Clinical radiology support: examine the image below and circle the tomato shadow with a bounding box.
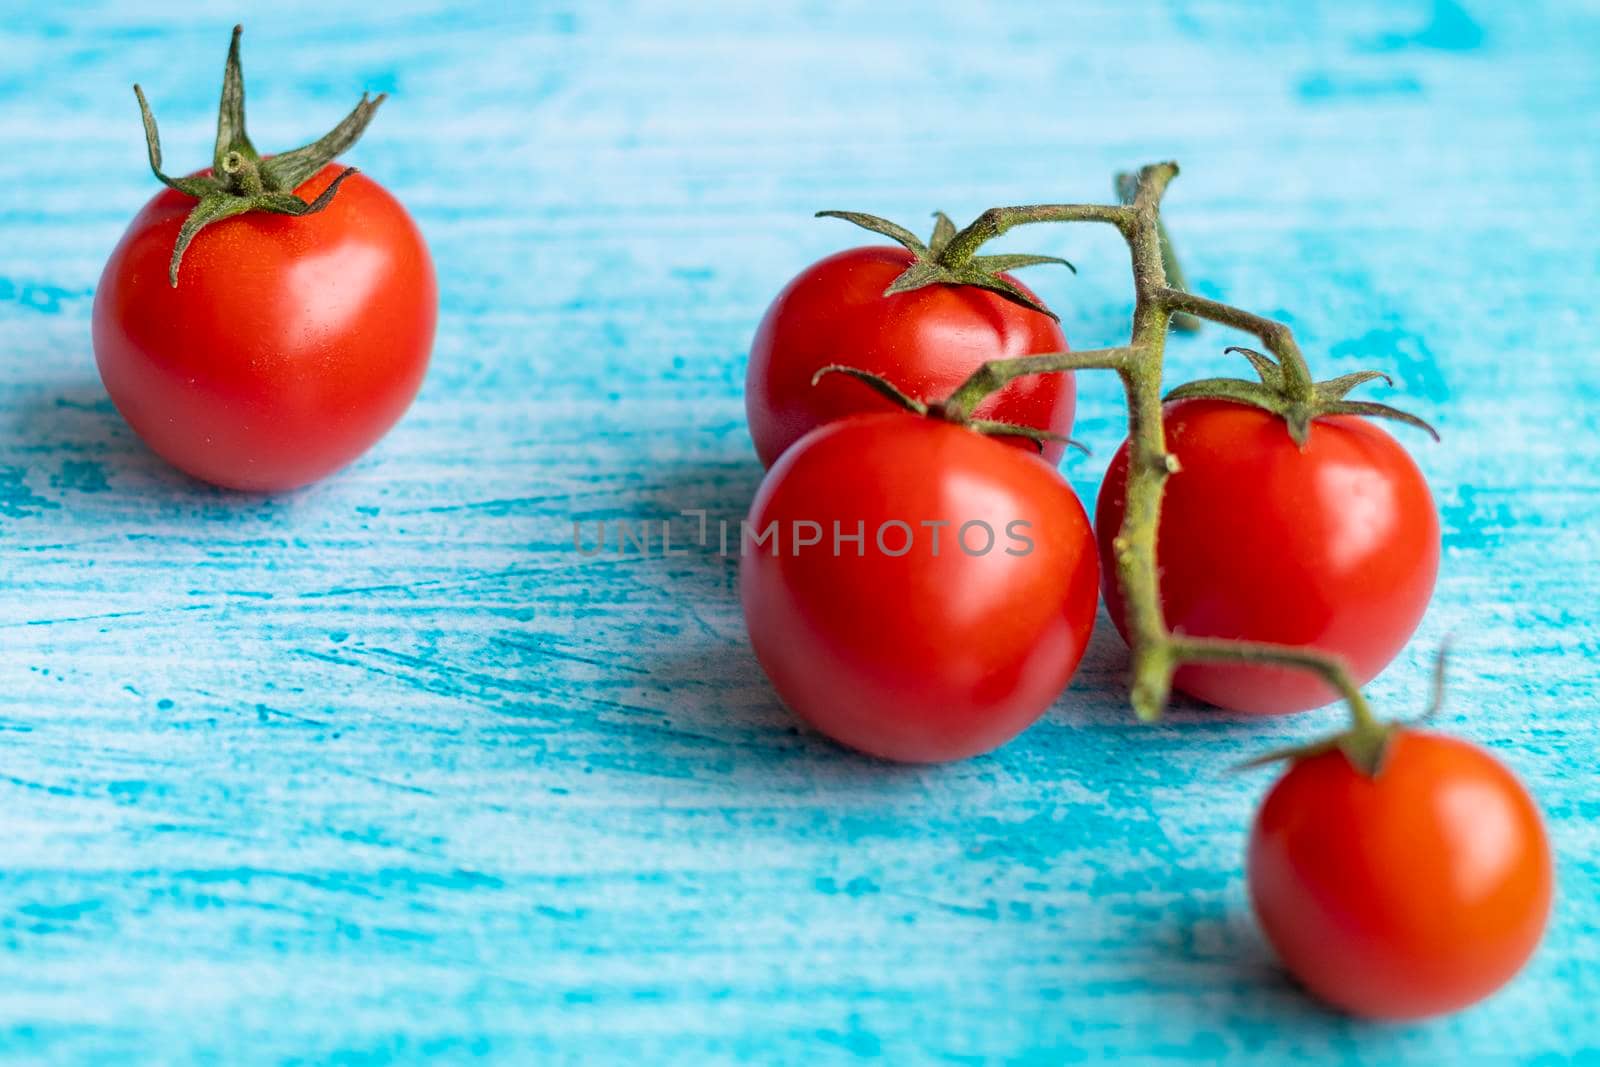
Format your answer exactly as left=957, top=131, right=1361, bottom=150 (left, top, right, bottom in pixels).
left=1, top=378, right=260, bottom=502
left=1129, top=894, right=1302, bottom=1010
left=1125, top=894, right=1399, bottom=1041
left=593, top=447, right=957, bottom=785
left=627, top=637, right=1033, bottom=800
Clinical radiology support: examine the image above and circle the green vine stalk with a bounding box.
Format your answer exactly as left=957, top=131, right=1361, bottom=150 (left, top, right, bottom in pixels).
left=934, top=161, right=1398, bottom=738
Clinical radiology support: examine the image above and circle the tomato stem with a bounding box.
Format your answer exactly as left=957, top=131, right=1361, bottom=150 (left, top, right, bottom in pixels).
left=937, top=162, right=1401, bottom=734
left=936, top=203, right=1132, bottom=269
left=1167, top=637, right=1381, bottom=731
left=939, top=348, right=1136, bottom=422
left=1158, top=289, right=1316, bottom=400
left=1116, top=172, right=1200, bottom=333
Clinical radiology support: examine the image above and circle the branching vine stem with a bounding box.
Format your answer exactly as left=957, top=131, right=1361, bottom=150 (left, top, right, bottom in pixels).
left=938, top=162, right=1376, bottom=726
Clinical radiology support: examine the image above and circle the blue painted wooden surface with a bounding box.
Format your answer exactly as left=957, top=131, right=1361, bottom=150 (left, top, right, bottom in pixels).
left=1, top=1, right=1595, bottom=1062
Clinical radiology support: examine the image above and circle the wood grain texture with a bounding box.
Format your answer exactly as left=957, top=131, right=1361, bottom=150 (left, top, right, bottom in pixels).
left=1, top=1, right=1596, bottom=1062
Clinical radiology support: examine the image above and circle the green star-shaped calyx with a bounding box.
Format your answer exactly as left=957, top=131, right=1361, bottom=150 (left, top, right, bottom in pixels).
left=1165, top=345, right=1440, bottom=447
left=132, top=25, right=387, bottom=286
left=813, top=209, right=1075, bottom=319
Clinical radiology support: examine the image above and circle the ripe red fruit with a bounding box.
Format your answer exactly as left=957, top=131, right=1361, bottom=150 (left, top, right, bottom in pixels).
left=741, top=413, right=1099, bottom=763
left=1096, top=397, right=1439, bottom=714
left=92, top=26, right=435, bottom=492
left=1249, top=730, right=1552, bottom=1019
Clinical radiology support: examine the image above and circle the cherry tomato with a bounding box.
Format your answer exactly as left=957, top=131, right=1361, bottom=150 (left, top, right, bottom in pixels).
left=746, top=246, right=1074, bottom=468
left=93, top=163, right=436, bottom=492
left=1095, top=397, right=1439, bottom=714
left=1249, top=730, right=1552, bottom=1019
left=740, top=413, right=1099, bottom=763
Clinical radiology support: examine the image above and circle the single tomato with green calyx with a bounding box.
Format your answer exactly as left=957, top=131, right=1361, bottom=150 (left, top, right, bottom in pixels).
left=746, top=209, right=1077, bottom=468
left=1249, top=719, right=1552, bottom=1020
left=93, top=26, right=436, bottom=493
left=740, top=408, right=1099, bottom=764
left=1096, top=347, right=1441, bottom=715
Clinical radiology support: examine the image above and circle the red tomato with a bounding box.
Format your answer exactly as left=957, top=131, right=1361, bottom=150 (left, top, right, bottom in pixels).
left=93, top=163, right=436, bottom=492
left=1249, top=730, right=1552, bottom=1019
left=740, top=413, right=1099, bottom=763
left=746, top=246, right=1074, bottom=468
left=1095, top=397, right=1439, bottom=714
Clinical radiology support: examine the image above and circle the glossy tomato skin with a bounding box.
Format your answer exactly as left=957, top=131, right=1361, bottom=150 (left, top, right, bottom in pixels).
left=746, top=246, right=1075, bottom=468
left=1249, top=731, right=1552, bottom=1019
left=740, top=413, right=1099, bottom=763
left=1096, top=398, right=1439, bottom=714
left=93, top=163, right=436, bottom=492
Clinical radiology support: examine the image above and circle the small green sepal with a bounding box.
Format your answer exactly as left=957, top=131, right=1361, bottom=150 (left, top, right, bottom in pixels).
left=810, top=364, right=928, bottom=415
left=811, top=364, right=1086, bottom=455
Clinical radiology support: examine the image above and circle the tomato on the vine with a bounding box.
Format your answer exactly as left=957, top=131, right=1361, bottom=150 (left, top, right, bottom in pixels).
left=740, top=413, right=1099, bottom=763
left=1249, top=730, right=1552, bottom=1019
left=92, top=27, right=435, bottom=493
left=1096, top=397, right=1439, bottom=714
left=746, top=212, right=1076, bottom=468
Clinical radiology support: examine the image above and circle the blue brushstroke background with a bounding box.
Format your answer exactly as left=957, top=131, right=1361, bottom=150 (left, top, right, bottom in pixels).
left=0, top=1, right=1596, bottom=1063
